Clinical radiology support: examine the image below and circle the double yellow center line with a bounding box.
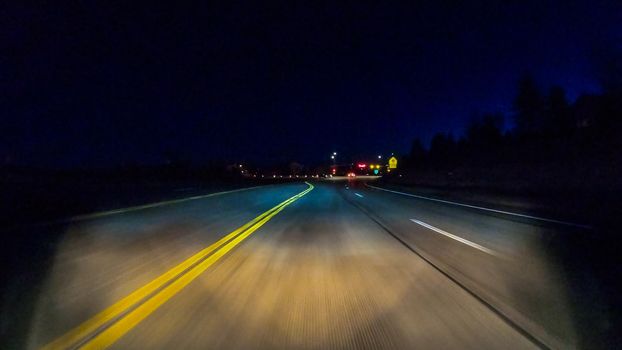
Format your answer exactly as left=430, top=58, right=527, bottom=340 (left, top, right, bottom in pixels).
left=43, top=182, right=314, bottom=350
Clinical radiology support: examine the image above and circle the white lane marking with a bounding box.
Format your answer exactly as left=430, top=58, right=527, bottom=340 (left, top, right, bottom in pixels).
left=367, top=184, right=591, bottom=229
left=7, top=185, right=269, bottom=232
left=355, top=193, right=364, bottom=198
left=411, top=219, right=497, bottom=256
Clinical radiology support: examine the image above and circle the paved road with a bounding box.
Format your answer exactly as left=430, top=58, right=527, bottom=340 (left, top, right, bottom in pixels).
left=11, top=180, right=585, bottom=349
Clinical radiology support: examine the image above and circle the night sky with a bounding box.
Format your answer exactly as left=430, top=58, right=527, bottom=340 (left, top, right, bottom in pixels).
left=2, top=1, right=620, bottom=167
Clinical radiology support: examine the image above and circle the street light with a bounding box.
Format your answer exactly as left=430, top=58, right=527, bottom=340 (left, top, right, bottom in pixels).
left=330, top=152, right=337, bottom=174
left=378, top=155, right=382, bottom=159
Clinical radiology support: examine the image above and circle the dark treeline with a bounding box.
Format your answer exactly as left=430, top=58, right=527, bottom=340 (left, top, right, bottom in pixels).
left=403, top=62, right=622, bottom=349
left=404, top=71, right=622, bottom=194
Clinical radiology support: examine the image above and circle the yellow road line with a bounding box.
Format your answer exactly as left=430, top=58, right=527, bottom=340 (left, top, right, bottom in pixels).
left=42, top=182, right=313, bottom=350
left=82, top=186, right=311, bottom=349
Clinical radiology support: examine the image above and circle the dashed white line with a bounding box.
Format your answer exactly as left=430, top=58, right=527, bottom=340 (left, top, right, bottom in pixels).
left=354, top=193, right=364, bottom=198
left=367, top=184, right=591, bottom=229
left=410, top=219, right=497, bottom=256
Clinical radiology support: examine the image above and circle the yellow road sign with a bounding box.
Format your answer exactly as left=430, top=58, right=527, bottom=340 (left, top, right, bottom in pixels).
left=389, top=156, right=397, bottom=169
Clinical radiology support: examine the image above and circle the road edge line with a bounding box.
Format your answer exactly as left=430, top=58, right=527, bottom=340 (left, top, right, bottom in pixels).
left=6, top=185, right=271, bottom=233
left=365, top=183, right=592, bottom=229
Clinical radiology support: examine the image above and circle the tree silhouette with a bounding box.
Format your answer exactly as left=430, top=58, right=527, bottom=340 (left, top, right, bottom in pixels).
left=466, top=113, right=504, bottom=148
left=513, top=74, right=544, bottom=135
left=429, top=132, right=457, bottom=166
left=408, top=138, right=426, bottom=165
left=399, top=67, right=622, bottom=196
left=545, top=86, right=572, bottom=135
left=593, top=43, right=622, bottom=95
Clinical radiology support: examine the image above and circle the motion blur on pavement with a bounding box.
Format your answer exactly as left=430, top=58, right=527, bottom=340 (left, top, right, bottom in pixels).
left=2, top=1, right=621, bottom=349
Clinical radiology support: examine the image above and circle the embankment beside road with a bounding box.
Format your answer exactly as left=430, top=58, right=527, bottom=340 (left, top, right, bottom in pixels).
left=1, top=166, right=266, bottom=228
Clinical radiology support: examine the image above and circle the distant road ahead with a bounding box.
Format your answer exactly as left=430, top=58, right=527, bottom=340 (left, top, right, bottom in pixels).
left=16, top=180, right=583, bottom=349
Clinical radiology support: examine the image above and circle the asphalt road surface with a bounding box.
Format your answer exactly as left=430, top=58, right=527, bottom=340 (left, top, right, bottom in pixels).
left=10, top=180, right=588, bottom=349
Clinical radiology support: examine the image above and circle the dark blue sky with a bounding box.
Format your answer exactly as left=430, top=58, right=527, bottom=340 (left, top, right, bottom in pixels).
left=2, top=1, right=620, bottom=167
